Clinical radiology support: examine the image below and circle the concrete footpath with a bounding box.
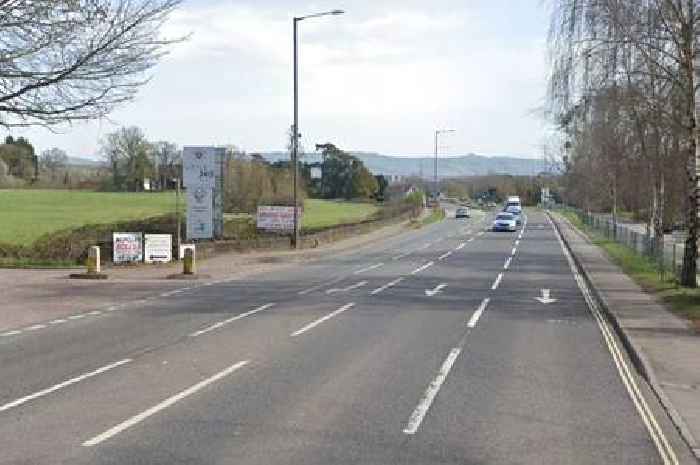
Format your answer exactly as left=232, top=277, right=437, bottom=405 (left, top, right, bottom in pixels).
left=551, top=212, right=700, bottom=460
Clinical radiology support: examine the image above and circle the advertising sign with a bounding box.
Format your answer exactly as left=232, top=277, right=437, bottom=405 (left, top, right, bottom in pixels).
left=144, top=234, right=172, bottom=263
left=310, top=166, right=322, bottom=179
left=113, top=232, right=143, bottom=264
left=183, top=146, right=218, bottom=189
left=187, top=187, right=213, bottom=239
left=256, top=206, right=302, bottom=232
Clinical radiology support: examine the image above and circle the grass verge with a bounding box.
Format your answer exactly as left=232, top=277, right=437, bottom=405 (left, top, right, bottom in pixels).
left=560, top=210, right=700, bottom=330
left=302, top=199, right=380, bottom=231
left=0, top=258, right=80, bottom=269
left=421, top=208, right=446, bottom=226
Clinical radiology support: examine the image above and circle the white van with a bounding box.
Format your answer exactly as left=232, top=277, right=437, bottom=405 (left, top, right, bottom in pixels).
left=505, top=196, right=521, bottom=210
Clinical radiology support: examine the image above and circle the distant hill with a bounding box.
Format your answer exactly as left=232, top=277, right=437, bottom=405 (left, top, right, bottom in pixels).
left=260, top=151, right=544, bottom=177
left=66, top=156, right=104, bottom=167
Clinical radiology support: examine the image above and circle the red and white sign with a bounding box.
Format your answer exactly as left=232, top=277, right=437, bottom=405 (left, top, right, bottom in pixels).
left=256, top=206, right=302, bottom=232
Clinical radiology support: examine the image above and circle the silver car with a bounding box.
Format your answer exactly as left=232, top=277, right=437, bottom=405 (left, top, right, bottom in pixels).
left=493, top=212, right=517, bottom=232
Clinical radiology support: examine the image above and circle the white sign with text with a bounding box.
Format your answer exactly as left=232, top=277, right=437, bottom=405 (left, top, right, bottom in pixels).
left=144, top=234, right=172, bottom=263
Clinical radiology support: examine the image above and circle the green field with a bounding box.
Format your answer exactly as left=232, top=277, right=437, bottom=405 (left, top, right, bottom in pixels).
left=0, top=190, right=180, bottom=245
left=0, top=190, right=380, bottom=246
left=302, top=199, right=379, bottom=230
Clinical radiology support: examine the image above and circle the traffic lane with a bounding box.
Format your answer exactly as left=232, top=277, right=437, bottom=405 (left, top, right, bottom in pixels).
left=13, top=293, right=474, bottom=464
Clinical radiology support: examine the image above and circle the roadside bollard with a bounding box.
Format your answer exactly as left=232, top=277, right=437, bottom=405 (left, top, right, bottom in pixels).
left=87, top=246, right=101, bottom=274
left=183, top=247, right=195, bottom=275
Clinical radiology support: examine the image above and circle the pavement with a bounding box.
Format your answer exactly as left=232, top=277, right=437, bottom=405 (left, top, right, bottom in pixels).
left=0, top=209, right=697, bottom=464
left=551, top=211, right=700, bottom=460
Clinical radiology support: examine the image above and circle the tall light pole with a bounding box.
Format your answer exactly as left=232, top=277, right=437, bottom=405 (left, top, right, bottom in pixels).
left=434, top=129, right=455, bottom=200
left=292, top=9, right=344, bottom=248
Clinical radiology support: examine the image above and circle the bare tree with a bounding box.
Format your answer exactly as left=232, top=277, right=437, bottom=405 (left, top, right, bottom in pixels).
left=39, top=147, right=68, bottom=180
left=101, top=126, right=153, bottom=191
left=152, top=140, right=180, bottom=189
left=0, top=0, right=184, bottom=128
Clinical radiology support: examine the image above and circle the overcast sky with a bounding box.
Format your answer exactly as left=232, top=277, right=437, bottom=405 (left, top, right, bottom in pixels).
left=13, top=0, right=550, bottom=159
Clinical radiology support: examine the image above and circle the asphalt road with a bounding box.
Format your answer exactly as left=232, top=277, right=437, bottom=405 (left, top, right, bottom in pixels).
left=0, top=209, right=693, bottom=464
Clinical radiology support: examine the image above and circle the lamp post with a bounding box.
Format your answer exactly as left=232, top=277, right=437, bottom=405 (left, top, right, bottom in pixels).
left=292, top=9, right=344, bottom=248
left=433, top=129, right=455, bottom=200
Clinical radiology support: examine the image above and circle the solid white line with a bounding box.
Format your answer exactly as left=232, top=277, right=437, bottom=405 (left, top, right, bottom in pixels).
left=491, top=273, right=503, bottom=290
left=297, top=276, right=345, bottom=296
left=370, top=277, right=404, bottom=295
left=549, top=215, right=677, bottom=465
left=411, top=261, right=435, bottom=275
left=25, top=324, right=47, bottom=331
left=467, top=298, right=490, bottom=328
left=504, top=257, right=512, bottom=270
left=0, top=359, right=131, bottom=414
left=82, top=360, right=248, bottom=447
left=353, top=263, right=384, bottom=274
left=438, top=251, right=453, bottom=260
left=1, top=330, right=21, bottom=337
left=291, top=303, right=355, bottom=337
left=190, top=303, right=276, bottom=337
left=403, top=347, right=462, bottom=435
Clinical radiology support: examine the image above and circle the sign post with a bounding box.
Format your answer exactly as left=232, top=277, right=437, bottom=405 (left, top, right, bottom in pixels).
left=182, top=146, right=225, bottom=240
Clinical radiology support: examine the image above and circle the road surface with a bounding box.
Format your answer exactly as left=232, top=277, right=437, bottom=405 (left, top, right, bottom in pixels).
left=0, top=210, right=690, bottom=464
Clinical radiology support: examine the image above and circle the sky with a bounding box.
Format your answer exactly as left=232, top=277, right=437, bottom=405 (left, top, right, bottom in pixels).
left=12, top=0, right=551, bottom=160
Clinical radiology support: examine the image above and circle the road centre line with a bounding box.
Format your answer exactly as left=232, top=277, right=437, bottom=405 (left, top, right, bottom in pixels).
left=467, top=298, right=490, bottom=328
left=190, top=303, right=276, bottom=337
left=0, top=330, right=21, bottom=337
left=504, top=257, right=512, bottom=270
left=511, top=247, right=517, bottom=256
left=549, top=214, right=678, bottom=465
left=326, top=281, right=368, bottom=294
left=491, top=273, right=503, bottom=290
left=403, top=347, right=462, bottom=435
left=392, top=251, right=411, bottom=260
left=370, top=278, right=404, bottom=295
left=455, top=243, right=466, bottom=250
left=82, top=360, right=249, bottom=447
left=297, top=276, right=345, bottom=295
left=353, top=263, right=384, bottom=275
left=411, top=261, right=434, bottom=275
left=438, top=251, right=453, bottom=260
left=291, top=303, right=355, bottom=337
left=0, top=359, right=132, bottom=414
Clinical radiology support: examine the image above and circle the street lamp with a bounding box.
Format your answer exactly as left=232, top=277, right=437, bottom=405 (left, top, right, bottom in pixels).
left=434, top=129, right=455, bottom=200
left=292, top=9, right=344, bottom=248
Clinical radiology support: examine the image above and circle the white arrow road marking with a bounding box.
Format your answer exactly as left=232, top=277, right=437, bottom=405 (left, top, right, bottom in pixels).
left=370, top=277, right=404, bottom=295
left=411, top=261, right=435, bottom=275
left=425, top=284, right=447, bottom=297
left=326, top=281, right=368, bottom=294
left=504, top=257, right=512, bottom=270
left=535, top=289, right=557, bottom=304
left=438, top=251, right=453, bottom=260
left=83, top=360, right=248, bottom=447
left=455, top=243, right=466, bottom=250
left=353, top=263, right=384, bottom=275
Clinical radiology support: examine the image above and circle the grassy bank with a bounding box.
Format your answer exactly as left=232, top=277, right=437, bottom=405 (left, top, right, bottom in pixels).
left=302, top=199, right=379, bottom=231
left=560, top=210, right=700, bottom=329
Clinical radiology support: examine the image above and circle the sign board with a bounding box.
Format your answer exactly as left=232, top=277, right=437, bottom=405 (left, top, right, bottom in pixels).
left=310, top=166, right=322, bottom=179
left=144, top=234, right=172, bottom=263
left=187, top=187, right=213, bottom=239
left=113, top=232, right=143, bottom=264
left=256, top=206, right=302, bottom=232
left=183, top=146, right=218, bottom=189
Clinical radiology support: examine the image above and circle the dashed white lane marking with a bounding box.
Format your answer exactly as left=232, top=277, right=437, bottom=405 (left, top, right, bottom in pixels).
left=0, top=330, right=21, bottom=337
left=438, top=251, right=453, bottom=261
left=87, top=310, right=102, bottom=316
left=68, top=314, right=86, bottom=320
left=455, top=243, right=466, bottom=250
left=26, top=324, right=47, bottom=331
left=326, top=281, right=368, bottom=295
left=297, top=276, right=345, bottom=296
left=467, top=298, right=490, bottom=328
left=411, top=261, right=435, bottom=275
left=511, top=247, right=517, bottom=256
left=515, top=240, right=520, bottom=246
left=370, top=278, right=404, bottom=295
left=49, top=319, right=68, bottom=325
left=491, top=273, right=503, bottom=290
left=392, top=252, right=411, bottom=260
left=353, top=263, right=384, bottom=275
left=403, top=347, right=462, bottom=435
left=291, top=303, right=355, bottom=337
left=190, top=303, right=276, bottom=337
left=0, top=359, right=132, bottom=414
left=504, top=257, right=512, bottom=270
left=82, top=360, right=249, bottom=447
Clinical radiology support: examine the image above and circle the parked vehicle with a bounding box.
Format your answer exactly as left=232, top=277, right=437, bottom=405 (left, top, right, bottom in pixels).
left=493, top=212, right=517, bottom=232
left=455, top=207, right=471, bottom=219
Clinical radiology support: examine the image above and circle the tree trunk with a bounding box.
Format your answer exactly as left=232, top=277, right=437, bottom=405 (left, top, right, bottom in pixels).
left=681, top=32, right=698, bottom=287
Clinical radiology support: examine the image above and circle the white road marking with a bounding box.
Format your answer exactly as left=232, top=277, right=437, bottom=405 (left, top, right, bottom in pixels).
left=82, top=360, right=249, bottom=447
left=477, top=232, right=485, bottom=236
left=1, top=359, right=131, bottom=414
left=353, top=263, right=384, bottom=275
left=549, top=214, right=678, bottom=465
left=419, top=242, right=432, bottom=250
left=511, top=247, right=517, bottom=256
left=190, top=303, right=276, bottom=337
left=515, top=240, right=520, bottom=246
left=297, top=276, right=345, bottom=295
left=438, top=251, right=453, bottom=260
left=411, top=261, right=434, bottom=275
left=49, top=319, right=67, bottom=325
left=403, top=347, right=462, bottom=435
left=425, top=284, right=448, bottom=297
left=455, top=243, right=466, bottom=250
left=291, top=303, right=355, bottom=337
left=504, top=257, right=512, bottom=270
left=392, top=252, right=411, bottom=260
left=106, top=306, right=120, bottom=312
left=325, top=281, right=368, bottom=295
left=87, top=310, right=102, bottom=316
left=68, top=314, right=86, bottom=320
left=1, top=330, right=21, bottom=337
left=467, top=238, right=475, bottom=242
left=370, top=277, right=404, bottom=295
left=25, top=324, right=47, bottom=331
left=491, top=273, right=503, bottom=290
left=467, top=298, right=490, bottom=328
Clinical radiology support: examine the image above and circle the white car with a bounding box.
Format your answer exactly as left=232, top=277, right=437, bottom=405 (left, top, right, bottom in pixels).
left=493, top=212, right=517, bottom=232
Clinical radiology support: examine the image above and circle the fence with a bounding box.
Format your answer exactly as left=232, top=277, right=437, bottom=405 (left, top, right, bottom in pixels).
left=569, top=208, right=690, bottom=280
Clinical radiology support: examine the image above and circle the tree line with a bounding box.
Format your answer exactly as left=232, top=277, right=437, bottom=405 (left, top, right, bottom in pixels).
left=547, top=0, right=699, bottom=286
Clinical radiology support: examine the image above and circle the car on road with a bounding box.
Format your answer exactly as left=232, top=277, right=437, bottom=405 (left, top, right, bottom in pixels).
left=493, top=212, right=517, bottom=232
left=505, top=205, right=523, bottom=225
left=455, top=207, right=471, bottom=219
